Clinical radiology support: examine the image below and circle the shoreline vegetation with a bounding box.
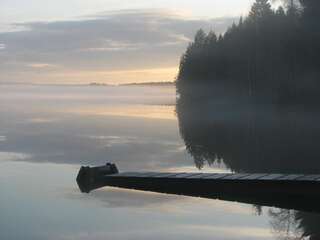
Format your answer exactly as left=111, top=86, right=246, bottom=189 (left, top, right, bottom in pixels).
left=176, top=0, right=320, bottom=106
left=175, top=2, right=320, bottom=237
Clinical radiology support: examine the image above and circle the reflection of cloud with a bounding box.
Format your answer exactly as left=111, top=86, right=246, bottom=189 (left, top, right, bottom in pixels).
left=183, top=225, right=273, bottom=239
left=65, top=186, right=264, bottom=240
left=58, top=225, right=272, bottom=240
left=0, top=136, right=7, bottom=142
left=68, top=187, right=183, bottom=209
left=0, top=85, right=189, bottom=170
left=67, top=187, right=253, bottom=215
left=73, top=104, right=176, bottom=120
left=0, top=43, right=5, bottom=50
left=87, top=135, right=138, bottom=147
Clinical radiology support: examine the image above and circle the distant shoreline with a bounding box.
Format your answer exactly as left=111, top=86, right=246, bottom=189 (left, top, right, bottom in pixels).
left=0, top=81, right=175, bottom=87
left=89, top=81, right=174, bottom=87
left=118, top=81, right=174, bottom=87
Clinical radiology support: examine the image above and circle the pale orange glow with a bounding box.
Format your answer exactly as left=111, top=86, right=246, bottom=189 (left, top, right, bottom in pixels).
left=15, top=67, right=179, bottom=85
left=68, top=104, right=176, bottom=120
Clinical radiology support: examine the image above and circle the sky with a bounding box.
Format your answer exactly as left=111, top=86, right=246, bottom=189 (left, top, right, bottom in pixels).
left=0, top=0, right=257, bottom=84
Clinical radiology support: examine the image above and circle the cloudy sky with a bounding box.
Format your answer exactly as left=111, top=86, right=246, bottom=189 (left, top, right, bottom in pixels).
left=0, top=0, right=256, bottom=84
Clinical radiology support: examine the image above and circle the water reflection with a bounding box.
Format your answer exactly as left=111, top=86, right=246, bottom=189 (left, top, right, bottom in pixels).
left=2, top=84, right=319, bottom=239
left=0, top=161, right=272, bottom=240
left=0, top=84, right=190, bottom=170
left=177, top=95, right=320, bottom=173
left=176, top=87, right=320, bottom=239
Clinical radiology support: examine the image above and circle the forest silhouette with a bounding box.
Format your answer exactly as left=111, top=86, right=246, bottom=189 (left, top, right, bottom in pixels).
left=176, top=0, right=320, bottom=239
left=177, top=0, right=320, bottom=106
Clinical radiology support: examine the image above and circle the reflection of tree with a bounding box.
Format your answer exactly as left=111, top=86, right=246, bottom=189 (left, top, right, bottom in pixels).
left=268, top=209, right=303, bottom=240
left=177, top=93, right=320, bottom=173
left=268, top=209, right=320, bottom=240
left=177, top=92, right=320, bottom=239
left=175, top=0, right=320, bottom=237
left=177, top=96, right=320, bottom=238
left=295, top=212, right=320, bottom=240
left=177, top=89, right=320, bottom=238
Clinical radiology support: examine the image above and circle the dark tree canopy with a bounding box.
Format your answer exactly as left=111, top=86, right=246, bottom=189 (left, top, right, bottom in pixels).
left=176, top=0, right=320, bottom=105
left=176, top=1, right=320, bottom=238
left=249, top=0, right=273, bottom=19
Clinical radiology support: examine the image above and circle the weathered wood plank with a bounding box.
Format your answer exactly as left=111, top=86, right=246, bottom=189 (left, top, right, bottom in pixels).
left=202, top=173, right=230, bottom=179
left=110, top=172, right=320, bottom=183
left=113, top=172, right=142, bottom=177
left=239, top=174, right=268, bottom=180
left=152, top=173, right=182, bottom=178
left=296, top=175, right=320, bottom=181
left=138, top=172, right=163, bottom=177
left=185, top=173, right=204, bottom=179
left=278, top=174, right=304, bottom=180
left=222, top=173, right=251, bottom=180
left=172, top=173, right=201, bottom=178
left=259, top=174, right=285, bottom=180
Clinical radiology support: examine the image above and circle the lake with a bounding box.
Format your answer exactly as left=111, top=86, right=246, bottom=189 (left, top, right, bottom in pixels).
left=0, top=84, right=318, bottom=240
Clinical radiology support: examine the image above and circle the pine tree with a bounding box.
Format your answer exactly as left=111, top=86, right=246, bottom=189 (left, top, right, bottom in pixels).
left=249, top=0, right=273, bottom=20
left=205, top=31, right=217, bottom=45
left=194, top=29, right=207, bottom=46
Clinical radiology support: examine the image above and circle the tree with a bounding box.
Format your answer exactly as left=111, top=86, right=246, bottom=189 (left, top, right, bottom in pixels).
left=176, top=0, right=320, bottom=105
left=205, top=31, right=217, bottom=45
left=248, top=0, right=273, bottom=21
left=193, top=29, right=207, bottom=46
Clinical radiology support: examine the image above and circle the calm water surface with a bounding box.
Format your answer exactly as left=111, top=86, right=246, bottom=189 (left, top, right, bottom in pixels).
left=0, top=84, right=315, bottom=240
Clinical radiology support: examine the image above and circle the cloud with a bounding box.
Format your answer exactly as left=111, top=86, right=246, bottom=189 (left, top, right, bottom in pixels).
left=27, top=63, right=57, bottom=68
left=0, top=10, right=237, bottom=84
left=0, top=151, right=31, bottom=161
left=79, top=39, right=143, bottom=52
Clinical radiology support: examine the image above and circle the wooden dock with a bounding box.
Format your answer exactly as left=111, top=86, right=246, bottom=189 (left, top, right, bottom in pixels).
left=77, top=163, right=320, bottom=213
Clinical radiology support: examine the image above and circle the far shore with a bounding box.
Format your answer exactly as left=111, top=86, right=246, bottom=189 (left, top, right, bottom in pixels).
left=0, top=81, right=175, bottom=87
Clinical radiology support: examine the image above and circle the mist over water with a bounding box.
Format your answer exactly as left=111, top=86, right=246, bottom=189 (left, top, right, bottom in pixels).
left=1, top=84, right=311, bottom=240
left=0, top=84, right=180, bottom=169
left=1, top=0, right=320, bottom=239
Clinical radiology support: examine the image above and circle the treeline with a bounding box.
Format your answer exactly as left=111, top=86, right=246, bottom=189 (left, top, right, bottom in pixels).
left=176, top=0, right=320, bottom=105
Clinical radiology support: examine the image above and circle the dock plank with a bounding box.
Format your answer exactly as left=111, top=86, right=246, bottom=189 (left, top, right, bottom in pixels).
left=113, top=172, right=143, bottom=177
left=152, top=173, right=183, bottom=178
left=296, top=175, right=320, bottom=181
left=259, top=174, right=285, bottom=180
left=185, top=173, right=205, bottom=179
left=238, top=174, right=268, bottom=180
left=202, top=173, right=231, bottom=179
left=277, top=175, right=304, bottom=181
left=172, top=173, right=202, bottom=178
left=107, top=172, right=320, bottom=183
left=222, top=173, right=251, bottom=180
